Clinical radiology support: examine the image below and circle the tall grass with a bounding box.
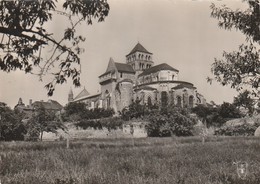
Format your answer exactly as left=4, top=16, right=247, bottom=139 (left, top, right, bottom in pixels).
left=1, top=137, right=260, bottom=183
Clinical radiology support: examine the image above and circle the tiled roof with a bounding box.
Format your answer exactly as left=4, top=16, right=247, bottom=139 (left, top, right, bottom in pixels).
left=33, top=100, right=63, bottom=110
left=126, top=43, right=152, bottom=56
left=115, top=62, right=135, bottom=73
left=73, top=88, right=90, bottom=101
left=139, top=63, right=179, bottom=77
left=172, top=83, right=196, bottom=90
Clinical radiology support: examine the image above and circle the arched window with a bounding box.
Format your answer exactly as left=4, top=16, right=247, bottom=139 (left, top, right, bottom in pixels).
left=177, top=96, right=182, bottom=107
left=161, top=91, right=168, bottom=107
left=147, top=96, right=152, bottom=108
left=105, top=90, right=110, bottom=109
left=172, top=75, right=174, bottom=80
left=189, top=96, right=194, bottom=108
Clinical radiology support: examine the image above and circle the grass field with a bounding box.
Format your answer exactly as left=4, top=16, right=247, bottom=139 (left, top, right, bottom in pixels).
left=1, top=136, right=260, bottom=184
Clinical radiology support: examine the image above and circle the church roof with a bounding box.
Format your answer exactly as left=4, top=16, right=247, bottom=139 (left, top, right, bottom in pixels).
left=100, top=58, right=135, bottom=77
left=139, top=63, right=179, bottom=77
left=172, top=83, right=196, bottom=90
left=73, top=88, right=90, bottom=101
left=118, top=79, right=134, bottom=83
left=115, top=62, right=135, bottom=73
left=135, top=86, right=157, bottom=91
left=126, top=42, right=152, bottom=56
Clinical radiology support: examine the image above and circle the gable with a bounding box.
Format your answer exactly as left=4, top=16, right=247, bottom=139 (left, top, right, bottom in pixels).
left=73, top=88, right=90, bottom=101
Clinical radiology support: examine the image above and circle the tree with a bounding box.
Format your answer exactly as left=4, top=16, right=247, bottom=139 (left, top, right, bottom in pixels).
left=27, top=105, right=66, bottom=141
left=209, top=1, right=260, bottom=100
left=0, top=0, right=109, bottom=96
left=0, top=102, right=26, bottom=141
left=218, top=102, right=242, bottom=119
left=63, top=102, right=87, bottom=122
left=233, top=90, right=255, bottom=115
left=63, top=102, right=114, bottom=122
left=146, top=107, right=196, bottom=137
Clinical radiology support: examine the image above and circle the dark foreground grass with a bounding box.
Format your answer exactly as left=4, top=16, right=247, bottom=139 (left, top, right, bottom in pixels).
left=1, top=136, right=260, bottom=184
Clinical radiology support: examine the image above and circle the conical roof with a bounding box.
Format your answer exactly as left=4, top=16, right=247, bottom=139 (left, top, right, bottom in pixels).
left=126, top=42, right=152, bottom=56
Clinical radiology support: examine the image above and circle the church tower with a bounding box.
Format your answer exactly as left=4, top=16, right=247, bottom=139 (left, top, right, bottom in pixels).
left=126, top=42, right=154, bottom=76
left=68, top=88, right=74, bottom=103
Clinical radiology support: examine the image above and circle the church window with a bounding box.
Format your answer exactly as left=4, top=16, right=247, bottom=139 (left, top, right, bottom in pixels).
left=139, top=54, right=141, bottom=59
left=161, top=91, right=168, bottom=107
left=120, top=72, right=123, bottom=78
left=147, top=96, right=152, bottom=108
left=177, top=96, right=182, bottom=107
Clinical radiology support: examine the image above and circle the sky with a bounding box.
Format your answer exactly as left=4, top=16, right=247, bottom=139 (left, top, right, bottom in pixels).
left=0, top=0, right=248, bottom=108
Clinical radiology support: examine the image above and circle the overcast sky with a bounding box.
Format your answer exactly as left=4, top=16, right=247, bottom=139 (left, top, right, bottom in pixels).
left=0, top=0, right=248, bottom=108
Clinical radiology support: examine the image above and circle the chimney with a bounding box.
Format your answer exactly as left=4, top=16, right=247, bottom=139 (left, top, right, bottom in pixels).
left=29, top=99, right=32, bottom=107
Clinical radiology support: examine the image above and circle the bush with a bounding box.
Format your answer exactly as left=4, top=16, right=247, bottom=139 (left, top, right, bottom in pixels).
left=146, top=108, right=196, bottom=137
left=214, top=123, right=259, bottom=136
left=76, top=117, right=124, bottom=131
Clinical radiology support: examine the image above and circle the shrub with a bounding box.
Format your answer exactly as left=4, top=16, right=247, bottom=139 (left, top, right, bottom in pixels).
left=215, top=123, right=259, bottom=136
left=146, top=108, right=196, bottom=137
left=76, top=117, right=124, bottom=131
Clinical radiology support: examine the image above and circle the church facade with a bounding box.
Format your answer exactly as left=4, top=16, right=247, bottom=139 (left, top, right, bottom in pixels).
left=68, top=43, right=206, bottom=113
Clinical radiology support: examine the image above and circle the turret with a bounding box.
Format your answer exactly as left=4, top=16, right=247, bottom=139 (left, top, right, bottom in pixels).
left=126, top=42, right=154, bottom=76
left=68, top=88, right=74, bottom=103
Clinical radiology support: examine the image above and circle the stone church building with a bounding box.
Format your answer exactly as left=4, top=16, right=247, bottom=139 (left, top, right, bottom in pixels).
left=68, top=43, right=206, bottom=113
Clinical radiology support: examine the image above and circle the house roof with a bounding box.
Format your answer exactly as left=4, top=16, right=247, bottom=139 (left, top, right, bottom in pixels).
left=172, top=83, right=196, bottom=90
left=126, top=42, right=152, bottom=56
left=115, top=62, right=135, bottom=73
left=32, top=100, right=63, bottom=110
left=139, top=63, right=179, bottom=77
left=73, top=88, right=90, bottom=101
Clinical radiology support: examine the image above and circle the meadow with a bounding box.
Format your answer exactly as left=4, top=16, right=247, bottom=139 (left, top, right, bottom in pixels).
left=1, top=136, right=260, bottom=184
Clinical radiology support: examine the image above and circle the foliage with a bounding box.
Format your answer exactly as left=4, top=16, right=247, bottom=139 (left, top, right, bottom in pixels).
left=121, top=99, right=158, bottom=121
left=26, top=105, right=66, bottom=141
left=233, top=90, right=255, bottom=115
left=0, top=102, right=26, bottom=141
left=209, top=1, right=260, bottom=99
left=63, top=102, right=114, bottom=121
left=0, top=0, right=109, bottom=95
left=146, top=107, right=196, bottom=137
left=76, top=117, right=124, bottom=131
left=192, top=103, right=242, bottom=127
left=215, top=123, right=259, bottom=136
left=218, top=102, right=242, bottom=119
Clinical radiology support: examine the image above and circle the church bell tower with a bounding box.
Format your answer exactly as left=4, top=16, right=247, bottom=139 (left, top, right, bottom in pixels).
left=126, top=42, right=154, bottom=76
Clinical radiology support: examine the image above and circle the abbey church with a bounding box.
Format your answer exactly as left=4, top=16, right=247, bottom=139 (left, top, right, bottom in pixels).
left=68, top=43, right=206, bottom=113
